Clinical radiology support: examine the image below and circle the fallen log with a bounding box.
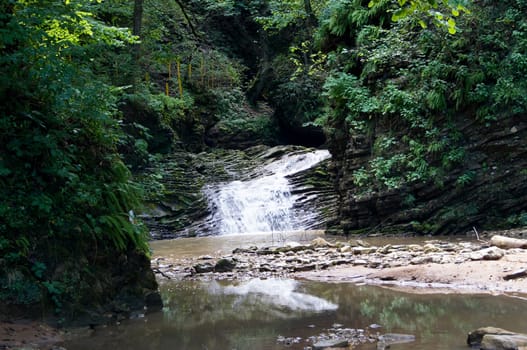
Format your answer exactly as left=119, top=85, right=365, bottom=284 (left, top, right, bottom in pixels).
left=490, top=235, right=527, bottom=249
left=503, top=268, right=527, bottom=280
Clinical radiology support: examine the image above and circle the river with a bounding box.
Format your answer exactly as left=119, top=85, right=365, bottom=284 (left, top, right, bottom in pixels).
left=64, top=268, right=527, bottom=349
left=63, top=234, right=527, bottom=350
left=65, top=147, right=527, bottom=349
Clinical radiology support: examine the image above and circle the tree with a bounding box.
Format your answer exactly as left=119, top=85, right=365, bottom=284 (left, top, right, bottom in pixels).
left=0, top=0, right=148, bottom=311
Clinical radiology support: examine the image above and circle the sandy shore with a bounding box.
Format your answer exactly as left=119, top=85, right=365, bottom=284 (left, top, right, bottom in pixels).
left=296, top=249, right=527, bottom=296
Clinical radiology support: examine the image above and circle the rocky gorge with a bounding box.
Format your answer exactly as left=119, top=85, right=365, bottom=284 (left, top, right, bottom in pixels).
left=139, top=145, right=338, bottom=239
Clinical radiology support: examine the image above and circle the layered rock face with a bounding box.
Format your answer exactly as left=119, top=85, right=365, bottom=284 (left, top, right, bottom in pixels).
left=328, top=117, right=527, bottom=235
left=141, top=146, right=338, bottom=238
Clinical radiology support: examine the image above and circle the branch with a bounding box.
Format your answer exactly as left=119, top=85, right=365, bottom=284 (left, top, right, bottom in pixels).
left=173, top=0, right=200, bottom=40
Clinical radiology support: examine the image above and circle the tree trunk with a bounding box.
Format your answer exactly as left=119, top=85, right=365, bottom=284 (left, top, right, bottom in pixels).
left=304, top=0, right=317, bottom=27
left=247, top=30, right=271, bottom=105
left=174, top=0, right=200, bottom=39
left=490, top=235, right=527, bottom=249
left=133, top=0, right=143, bottom=39
left=132, top=0, right=143, bottom=89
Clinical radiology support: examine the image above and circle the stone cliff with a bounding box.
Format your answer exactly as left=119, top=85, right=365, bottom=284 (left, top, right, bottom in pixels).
left=328, top=116, right=527, bottom=235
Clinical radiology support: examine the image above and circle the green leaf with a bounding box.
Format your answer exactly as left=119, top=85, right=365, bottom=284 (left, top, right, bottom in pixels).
left=447, top=18, right=457, bottom=34
left=418, top=20, right=428, bottom=29
left=391, top=9, right=407, bottom=22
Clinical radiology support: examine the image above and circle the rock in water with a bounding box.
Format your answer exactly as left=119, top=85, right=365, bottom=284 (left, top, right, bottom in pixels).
left=481, top=334, right=527, bottom=350
left=377, top=333, right=415, bottom=350
left=313, top=338, right=349, bottom=349
left=468, top=327, right=527, bottom=349
left=214, top=258, right=237, bottom=272
left=311, top=237, right=334, bottom=248
left=469, top=246, right=504, bottom=261
left=193, top=262, right=214, bottom=273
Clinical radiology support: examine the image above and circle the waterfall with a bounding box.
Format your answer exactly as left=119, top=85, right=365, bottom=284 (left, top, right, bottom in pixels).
left=203, top=149, right=331, bottom=235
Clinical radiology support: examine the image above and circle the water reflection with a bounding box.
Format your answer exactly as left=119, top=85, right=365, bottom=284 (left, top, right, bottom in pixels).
left=161, top=279, right=336, bottom=328
left=64, top=280, right=527, bottom=350
left=214, top=278, right=338, bottom=312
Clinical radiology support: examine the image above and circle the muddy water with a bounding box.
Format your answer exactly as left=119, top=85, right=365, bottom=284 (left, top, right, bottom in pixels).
left=62, top=233, right=527, bottom=350
left=148, top=230, right=456, bottom=259
left=149, top=230, right=327, bottom=259
left=64, top=279, right=527, bottom=350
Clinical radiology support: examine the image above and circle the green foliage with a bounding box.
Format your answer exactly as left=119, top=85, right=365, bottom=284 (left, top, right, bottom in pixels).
left=203, top=0, right=266, bottom=17
left=289, top=41, right=328, bottom=79
left=208, top=88, right=279, bottom=144
left=256, top=0, right=329, bottom=30
left=0, top=0, right=148, bottom=311
left=368, top=0, right=471, bottom=34
left=268, top=45, right=327, bottom=131
left=506, top=212, right=527, bottom=227
left=320, top=73, right=378, bottom=133
left=148, top=93, right=195, bottom=129
left=319, top=0, right=527, bottom=194
left=316, top=0, right=391, bottom=46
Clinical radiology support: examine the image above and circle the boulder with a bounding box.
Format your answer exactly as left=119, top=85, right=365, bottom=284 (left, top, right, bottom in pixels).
left=481, top=334, right=527, bottom=350
left=467, top=327, right=527, bottom=349
left=193, top=262, right=215, bottom=273
left=214, top=258, right=237, bottom=272
left=377, top=333, right=415, bottom=350
left=469, top=247, right=504, bottom=261
left=311, top=237, right=335, bottom=248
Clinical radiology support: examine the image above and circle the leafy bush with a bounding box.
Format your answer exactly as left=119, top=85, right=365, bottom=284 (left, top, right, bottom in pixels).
left=0, top=0, right=149, bottom=312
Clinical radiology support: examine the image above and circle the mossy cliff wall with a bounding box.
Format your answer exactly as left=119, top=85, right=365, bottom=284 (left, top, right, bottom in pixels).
left=323, top=1, right=527, bottom=235
left=328, top=117, right=527, bottom=235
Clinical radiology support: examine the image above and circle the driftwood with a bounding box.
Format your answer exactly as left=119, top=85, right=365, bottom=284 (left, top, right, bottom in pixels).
left=490, top=235, right=527, bottom=249
left=503, top=268, right=527, bottom=280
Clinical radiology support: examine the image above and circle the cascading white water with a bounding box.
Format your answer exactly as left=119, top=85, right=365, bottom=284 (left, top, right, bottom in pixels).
left=204, top=149, right=330, bottom=235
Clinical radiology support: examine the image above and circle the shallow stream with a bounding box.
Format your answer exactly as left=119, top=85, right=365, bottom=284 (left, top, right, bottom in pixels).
left=64, top=277, right=527, bottom=350
left=64, top=148, right=527, bottom=349
left=63, top=233, right=527, bottom=350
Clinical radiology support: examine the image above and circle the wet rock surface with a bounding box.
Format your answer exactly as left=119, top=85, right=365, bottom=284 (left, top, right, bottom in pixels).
left=141, top=145, right=337, bottom=239
left=327, top=114, right=527, bottom=235
left=0, top=321, right=65, bottom=350
left=468, top=327, right=527, bottom=350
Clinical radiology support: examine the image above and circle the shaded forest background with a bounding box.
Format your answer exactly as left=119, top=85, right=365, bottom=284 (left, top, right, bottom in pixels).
left=1, top=0, right=526, bottom=322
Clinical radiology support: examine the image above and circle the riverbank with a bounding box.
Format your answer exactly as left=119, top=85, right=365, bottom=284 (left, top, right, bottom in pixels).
left=152, top=229, right=527, bottom=296
left=3, top=231, right=526, bottom=350
left=297, top=248, right=527, bottom=295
